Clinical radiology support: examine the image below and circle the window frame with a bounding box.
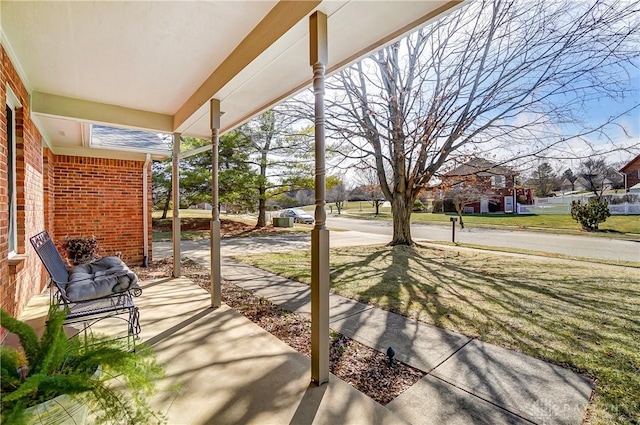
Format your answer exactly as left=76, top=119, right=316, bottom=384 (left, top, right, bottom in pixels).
left=490, top=175, right=506, bottom=189
left=6, top=87, right=20, bottom=258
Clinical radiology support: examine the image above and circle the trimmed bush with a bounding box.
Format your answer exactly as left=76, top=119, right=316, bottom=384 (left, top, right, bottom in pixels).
left=570, top=198, right=611, bottom=231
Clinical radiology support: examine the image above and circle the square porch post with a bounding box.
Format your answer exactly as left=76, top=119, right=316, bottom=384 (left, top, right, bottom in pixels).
left=310, top=11, right=329, bottom=386
left=172, top=132, right=181, bottom=278
left=210, top=99, right=222, bottom=308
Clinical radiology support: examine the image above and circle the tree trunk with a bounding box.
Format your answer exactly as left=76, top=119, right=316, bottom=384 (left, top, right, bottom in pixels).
left=389, top=196, right=413, bottom=246
left=161, top=187, right=171, bottom=219
left=256, top=186, right=266, bottom=228
left=454, top=203, right=465, bottom=229
left=255, top=149, right=268, bottom=228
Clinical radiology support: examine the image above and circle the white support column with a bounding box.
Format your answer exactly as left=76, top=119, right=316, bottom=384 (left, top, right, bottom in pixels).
left=210, top=99, right=222, bottom=308
left=309, top=11, right=329, bottom=386
left=172, top=132, right=181, bottom=278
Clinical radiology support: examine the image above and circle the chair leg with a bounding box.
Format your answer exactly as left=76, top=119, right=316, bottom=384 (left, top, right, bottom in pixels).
left=128, top=307, right=141, bottom=352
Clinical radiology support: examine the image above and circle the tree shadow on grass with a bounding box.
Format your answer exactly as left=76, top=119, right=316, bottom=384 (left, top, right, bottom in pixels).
left=328, top=244, right=640, bottom=422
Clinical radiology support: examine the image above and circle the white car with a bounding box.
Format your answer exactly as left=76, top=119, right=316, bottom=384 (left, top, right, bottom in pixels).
left=280, top=208, right=314, bottom=224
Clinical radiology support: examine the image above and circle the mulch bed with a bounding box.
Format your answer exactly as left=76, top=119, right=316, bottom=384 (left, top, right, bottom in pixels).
left=153, top=217, right=305, bottom=238
left=153, top=217, right=251, bottom=233
left=132, top=258, right=425, bottom=405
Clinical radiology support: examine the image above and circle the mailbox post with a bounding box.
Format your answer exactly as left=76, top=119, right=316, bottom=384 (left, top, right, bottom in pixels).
left=450, top=216, right=458, bottom=243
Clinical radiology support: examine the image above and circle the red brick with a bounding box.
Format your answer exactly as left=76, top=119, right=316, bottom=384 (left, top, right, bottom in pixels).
left=52, top=156, right=152, bottom=264
left=1, top=44, right=46, bottom=321
left=1, top=44, right=152, bottom=324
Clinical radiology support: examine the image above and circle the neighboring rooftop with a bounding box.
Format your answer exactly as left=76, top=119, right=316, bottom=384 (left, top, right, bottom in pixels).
left=444, top=158, right=517, bottom=177
left=619, top=153, right=640, bottom=172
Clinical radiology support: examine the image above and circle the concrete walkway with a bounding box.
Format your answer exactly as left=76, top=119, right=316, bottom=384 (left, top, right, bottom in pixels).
left=155, top=236, right=595, bottom=425
left=17, top=279, right=409, bottom=425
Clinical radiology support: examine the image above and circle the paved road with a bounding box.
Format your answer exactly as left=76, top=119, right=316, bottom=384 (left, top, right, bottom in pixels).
left=154, top=215, right=639, bottom=263
left=155, top=231, right=391, bottom=260
left=325, top=215, right=640, bottom=263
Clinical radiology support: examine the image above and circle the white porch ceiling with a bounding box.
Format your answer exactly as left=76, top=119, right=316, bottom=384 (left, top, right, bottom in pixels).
left=1, top=0, right=462, bottom=159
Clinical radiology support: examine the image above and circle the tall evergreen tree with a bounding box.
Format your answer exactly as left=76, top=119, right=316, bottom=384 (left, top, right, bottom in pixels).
left=238, top=110, right=314, bottom=228
left=530, top=163, right=559, bottom=197
left=562, top=169, right=579, bottom=192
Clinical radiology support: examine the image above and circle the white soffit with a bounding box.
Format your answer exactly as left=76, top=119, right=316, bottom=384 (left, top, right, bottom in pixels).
left=36, top=116, right=85, bottom=149
left=1, top=0, right=277, bottom=114
left=179, top=0, right=461, bottom=138
left=1, top=0, right=462, bottom=154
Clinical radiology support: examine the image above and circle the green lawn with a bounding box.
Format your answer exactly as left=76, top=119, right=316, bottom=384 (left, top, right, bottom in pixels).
left=154, top=208, right=640, bottom=236
left=338, top=205, right=640, bottom=236
left=239, top=245, right=640, bottom=424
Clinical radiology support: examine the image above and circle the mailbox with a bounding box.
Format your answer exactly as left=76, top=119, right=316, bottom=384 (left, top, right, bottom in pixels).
left=450, top=216, right=457, bottom=242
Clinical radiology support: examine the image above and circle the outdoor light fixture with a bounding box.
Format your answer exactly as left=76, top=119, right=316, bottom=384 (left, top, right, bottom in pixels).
left=387, top=346, right=395, bottom=367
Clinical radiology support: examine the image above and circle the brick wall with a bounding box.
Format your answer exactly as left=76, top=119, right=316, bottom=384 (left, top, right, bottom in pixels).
left=629, top=172, right=640, bottom=190
left=43, top=148, right=55, bottom=239
left=2, top=43, right=152, bottom=328
left=53, top=155, right=152, bottom=264
left=623, top=157, right=640, bottom=190
left=0, top=47, right=8, bottom=321
left=1, top=44, right=46, bottom=323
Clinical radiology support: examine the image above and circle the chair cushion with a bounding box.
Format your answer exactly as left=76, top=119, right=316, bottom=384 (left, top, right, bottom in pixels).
left=66, top=257, right=140, bottom=302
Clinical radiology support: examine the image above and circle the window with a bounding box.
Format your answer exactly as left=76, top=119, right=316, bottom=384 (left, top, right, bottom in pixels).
left=490, top=175, right=506, bottom=189
left=6, top=88, right=19, bottom=257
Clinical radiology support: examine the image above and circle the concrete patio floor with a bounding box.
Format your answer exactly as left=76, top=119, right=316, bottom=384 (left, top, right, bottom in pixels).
left=156, top=237, right=595, bottom=425
left=16, top=277, right=409, bottom=425
left=12, top=233, right=595, bottom=425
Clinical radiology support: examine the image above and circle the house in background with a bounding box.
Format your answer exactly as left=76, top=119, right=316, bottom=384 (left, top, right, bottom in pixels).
left=559, top=175, right=591, bottom=193
left=436, top=158, right=534, bottom=213
left=560, top=174, right=619, bottom=195
left=620, top=153, right=640, bottom=193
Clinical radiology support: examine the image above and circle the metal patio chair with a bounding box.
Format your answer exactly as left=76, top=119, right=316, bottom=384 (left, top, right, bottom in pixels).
left=29, top=231, right=142, bottom=349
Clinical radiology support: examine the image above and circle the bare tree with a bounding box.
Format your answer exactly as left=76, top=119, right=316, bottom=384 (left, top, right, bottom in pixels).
left=448, top=185, right=501, bottom=229
left=295, top=189, right=315, bottom=207
left=579, top=157, right=623, bottom=198
left=318, top=0, right=639, bottom=245
left=353, top=163, right=386, bottom=215
left=327, top=183, right=349, bottom=214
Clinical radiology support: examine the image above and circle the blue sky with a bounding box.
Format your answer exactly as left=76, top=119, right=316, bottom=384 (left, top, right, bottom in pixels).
left=580, top=74, right=640, bottom=165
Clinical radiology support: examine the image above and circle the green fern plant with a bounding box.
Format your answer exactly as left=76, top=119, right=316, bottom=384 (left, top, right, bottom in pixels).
left=0, top=308, right=165, bottom=424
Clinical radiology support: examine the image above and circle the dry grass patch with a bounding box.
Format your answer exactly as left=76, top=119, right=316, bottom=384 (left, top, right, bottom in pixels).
left=239, top=245, right=640, bottom=424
